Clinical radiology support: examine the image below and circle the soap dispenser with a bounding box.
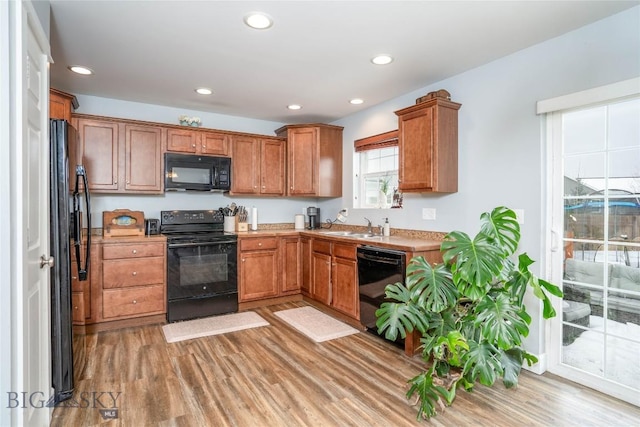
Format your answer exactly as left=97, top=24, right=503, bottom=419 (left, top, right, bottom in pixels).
left=383, top=217, right=390, bottom=236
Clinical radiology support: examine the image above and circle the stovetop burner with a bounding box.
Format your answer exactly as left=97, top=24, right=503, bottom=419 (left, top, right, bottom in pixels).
left=160, top=209, right=236, bottom=242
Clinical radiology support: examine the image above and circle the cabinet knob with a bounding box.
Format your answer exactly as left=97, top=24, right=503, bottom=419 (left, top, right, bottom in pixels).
left=258, top=243, right=262, bottom=246
left=192, top=144, right=196, bottom=148
left=290, top=186, right=293, bottom=190
left=132, top=249, right=137, bottom=254
left=72, top=276, right=77, bottom=280
left=126, top=180, right=130, bottom=184
left=74, top=306, right=79, bottom=310
left=254, top=185, right=257, bottom=189
left=132, top=300, right=137, bottom=304
left=202, top=145, right=206, bottom=149
left=114, top=181, right=118, bottom=185
left=242, top=258, right=245, bottom=262
left=262, top=185, right=265, bottom=189
left=132, top=271, right=137, bottom=276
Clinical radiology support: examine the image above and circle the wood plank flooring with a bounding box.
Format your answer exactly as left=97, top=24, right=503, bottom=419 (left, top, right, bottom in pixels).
left=52, top=301, right=640, bottom=426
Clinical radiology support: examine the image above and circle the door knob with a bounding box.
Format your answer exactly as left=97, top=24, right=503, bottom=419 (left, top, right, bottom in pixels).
left=40, top=255, right=54, bottom=269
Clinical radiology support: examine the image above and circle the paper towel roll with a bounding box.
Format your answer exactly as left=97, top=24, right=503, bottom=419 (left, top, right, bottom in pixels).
left=294, top=214, right=305, bottom=230
left=251, top=207, right=258, bottom=230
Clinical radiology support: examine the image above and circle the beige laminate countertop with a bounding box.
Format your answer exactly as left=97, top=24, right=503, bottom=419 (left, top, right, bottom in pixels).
left=234, top=228, right=442, bottom=252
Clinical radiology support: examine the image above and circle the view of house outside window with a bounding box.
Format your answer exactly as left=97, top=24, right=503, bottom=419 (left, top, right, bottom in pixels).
left=357, top=147, right=398, bottom=208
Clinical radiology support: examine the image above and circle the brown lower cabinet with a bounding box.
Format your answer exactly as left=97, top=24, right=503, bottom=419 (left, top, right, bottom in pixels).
left=238, top=235, right=301, bottom=302
left=78, top=236, right=166, bottom=328
left=311, top=239, right=359, bottom=319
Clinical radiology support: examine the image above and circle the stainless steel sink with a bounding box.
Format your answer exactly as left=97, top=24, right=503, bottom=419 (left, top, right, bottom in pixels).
left=318, top=230, right=356, bottom=236
left=349, top=233, right=380, bottom=238
left=318, top=230, right=381, bottom=239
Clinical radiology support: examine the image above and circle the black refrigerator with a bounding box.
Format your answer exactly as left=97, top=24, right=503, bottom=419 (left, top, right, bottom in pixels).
left=50, top=119, right=91, bottom=404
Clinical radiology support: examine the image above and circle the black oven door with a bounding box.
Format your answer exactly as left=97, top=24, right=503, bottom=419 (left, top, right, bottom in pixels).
left=167, top=239, right=238, bottom=301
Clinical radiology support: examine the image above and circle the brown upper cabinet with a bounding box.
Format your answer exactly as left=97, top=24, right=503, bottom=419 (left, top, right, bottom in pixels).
left=73, top=115, right=164, bottom=194
left=395, top=97, right=461, bottom=193
left=49, top=88, right=78, bottom=122
left=230, top=135, right=285, bottom=196
left=166, top=128, right=229, bottom=156
left=275, top=124, right=344, bottom=197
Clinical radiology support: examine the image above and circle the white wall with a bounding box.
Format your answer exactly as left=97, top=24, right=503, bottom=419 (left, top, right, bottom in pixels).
left=74, top=95, right=320, bottom=227
left=328, top=6, right=640, bottom=356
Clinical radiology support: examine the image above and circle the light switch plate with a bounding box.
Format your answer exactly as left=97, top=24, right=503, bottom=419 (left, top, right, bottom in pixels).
left=422, top=208, right=436, bottom=220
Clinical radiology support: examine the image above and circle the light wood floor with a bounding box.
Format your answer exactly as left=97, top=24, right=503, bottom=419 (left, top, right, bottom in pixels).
left=52, top=301, right=640, bottom=426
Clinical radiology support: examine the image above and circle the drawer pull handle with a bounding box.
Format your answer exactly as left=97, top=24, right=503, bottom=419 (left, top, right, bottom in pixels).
left=258, top=243, right=262, bottom=246
left=132, top=300, right=137, bottom=304
left=132, top=249, right=137, bottom=254
left=132, top=271, right=137, bottom=276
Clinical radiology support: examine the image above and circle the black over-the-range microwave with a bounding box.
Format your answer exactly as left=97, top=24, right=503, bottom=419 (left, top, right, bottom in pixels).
left=164, top=153, right=231, bottom=191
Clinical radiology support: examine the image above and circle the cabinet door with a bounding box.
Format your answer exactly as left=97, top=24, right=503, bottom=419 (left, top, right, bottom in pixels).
left=300, top=237, right=311, bottom=295
left=239, top=250, right=279, bottom=301
left=281, top=237, right=301, bottom=294
left=332, top=257, right=359, bottom=319
left=261, top=139, right=285, bottom=195
left=167, top=128, right=198, bottom=153
left=231, top=135, right=260, bottom=194
left=49, top=90, right=72, bottom=122
left=311, top=252, right=331, bottom=305
left=398, top=105, right=434, bottom=191
left=76, top=119, right=119, bottom=191
left=287, top=128, right=318, bottom=196
left=125, top=124, right=163, bottom=192
left=201, top=131, right=229, bottom=156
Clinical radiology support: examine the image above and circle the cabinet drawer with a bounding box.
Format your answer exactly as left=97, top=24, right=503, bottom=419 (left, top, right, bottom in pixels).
left=102, top=242, right=164, bottom=260
left=333, top=243, right=356, bottom=260
left=312, top=239, right=331, bottom=255
left=240, top=237, right=278, bottom=251
left=103, top=257, right=164, bottom=288
left=102, top=285, right=165, bottom=319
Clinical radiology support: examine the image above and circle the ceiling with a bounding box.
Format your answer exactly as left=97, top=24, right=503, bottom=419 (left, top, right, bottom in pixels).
left=49, top=1, right=639, bottom=124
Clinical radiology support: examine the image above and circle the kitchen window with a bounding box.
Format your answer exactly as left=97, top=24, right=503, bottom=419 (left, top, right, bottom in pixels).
left=354, top=130, right=399, bottom=209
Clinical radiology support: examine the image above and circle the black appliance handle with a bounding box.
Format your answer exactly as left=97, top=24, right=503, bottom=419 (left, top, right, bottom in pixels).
left=74, top=165, right=90, bottom=281
left=212, top=165, right=218, bottom=187
left=168, top=240, right=238, bottom=248
left=357, top=252, right=402, bottom=266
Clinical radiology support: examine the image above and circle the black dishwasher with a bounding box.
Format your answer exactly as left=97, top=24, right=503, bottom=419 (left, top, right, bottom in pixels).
left=357, top=245, right=406, bottom=346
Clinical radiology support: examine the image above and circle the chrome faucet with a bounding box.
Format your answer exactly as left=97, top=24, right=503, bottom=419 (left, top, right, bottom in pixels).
left=364, top=217, right=373, bottom=234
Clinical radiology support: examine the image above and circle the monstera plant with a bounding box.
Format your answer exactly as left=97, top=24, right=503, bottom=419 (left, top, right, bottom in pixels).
left=376, top=206, right=562, bottom=420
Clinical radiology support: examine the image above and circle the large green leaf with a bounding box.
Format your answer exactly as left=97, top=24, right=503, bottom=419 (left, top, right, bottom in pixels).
left=463, top=341, right=502, bottom=386
left=441, top=232, right=505, bottom=300
left=406, top=256, right=458, bottom=313
left=479, top=206, right=520, bottom=256
left=506, top=253, right=563, bottom=319
left=375, top=283, right=429, bottom=341
left=500, top=348, right=525, bottom=388
left=474, top=293, right=530, bottom=349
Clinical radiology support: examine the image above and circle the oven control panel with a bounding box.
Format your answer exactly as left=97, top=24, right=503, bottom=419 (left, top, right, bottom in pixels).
left=161, top=210, right=224, bottom=225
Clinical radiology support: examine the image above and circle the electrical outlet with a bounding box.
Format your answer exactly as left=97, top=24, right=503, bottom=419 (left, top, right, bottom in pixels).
left=513, top=209, right=525, bottom=224
left=422, top=208, right=436, bottom=220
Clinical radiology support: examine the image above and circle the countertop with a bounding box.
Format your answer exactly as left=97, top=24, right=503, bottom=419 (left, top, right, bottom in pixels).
left=234, top=228, right=443, bottom=252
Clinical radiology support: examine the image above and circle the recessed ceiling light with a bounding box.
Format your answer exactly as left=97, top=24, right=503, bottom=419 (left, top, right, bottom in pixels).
left=244, top=12, right=273, bottom=30
left=68, top=65, right=93, bottom=75
left=349, top=98, right=364, bottom=105
left=371, top=55, right=393, bottom=65
left=287, top=104, right=302, bottom=110
left=195, top=88, right=212, bottom=95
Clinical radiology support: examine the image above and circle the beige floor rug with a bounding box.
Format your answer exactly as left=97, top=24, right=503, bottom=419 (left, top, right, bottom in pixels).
left=274, top=306, right=359, bottom=342
left=162, top=311, right=269, bottom=343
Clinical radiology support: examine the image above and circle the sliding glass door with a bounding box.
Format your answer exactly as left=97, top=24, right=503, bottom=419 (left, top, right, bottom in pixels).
left=549, top=95, right=639, bottom=404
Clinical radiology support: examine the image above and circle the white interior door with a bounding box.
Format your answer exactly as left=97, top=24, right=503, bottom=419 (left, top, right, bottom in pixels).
left=545, top=86, right=640, bottom=407
left=11, top=1, right=52, bottom=425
